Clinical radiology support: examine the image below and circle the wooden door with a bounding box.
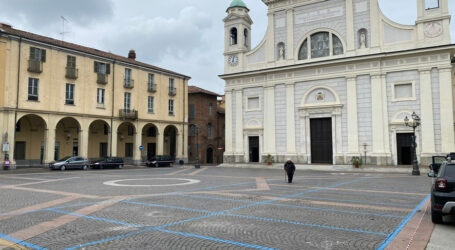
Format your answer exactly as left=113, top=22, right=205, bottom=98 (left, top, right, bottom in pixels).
left=310, top=118, right=333, bottom=164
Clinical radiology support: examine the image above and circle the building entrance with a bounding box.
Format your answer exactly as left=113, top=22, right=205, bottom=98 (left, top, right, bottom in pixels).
left=310, top=118, right=333, bottom=164
left=249, top=136, right=259, bottom=163
left=147, top=143, right=156, bottom=159
left=397, top=133, right=413, bottom=165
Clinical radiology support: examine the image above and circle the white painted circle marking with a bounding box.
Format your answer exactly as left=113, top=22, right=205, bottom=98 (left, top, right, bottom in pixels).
left=103, top=178, right=200, bottom=187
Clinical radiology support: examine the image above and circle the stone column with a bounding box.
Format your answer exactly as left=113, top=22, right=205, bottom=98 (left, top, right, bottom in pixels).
left=380, top=74, right=391, bottom=155
left=110, top=126, right=117, bottom=157
left=419, top=68, right=436, bottom=154
left=371, top=74, right=386, bottom=154
left=285, top=83, right=296, bottom=156
left=346, top=76, right=359, bottom=154
left=266, top=13, right=275, bottom=62
left=157, top=127, right=164, bottom=156
left=346, top=0, right=355, bottom=51
left=79, top=129, right=89, bottom=159
left=225, top=90, right=233, bottom=154
left=133, top=129, right=141, bottom=164
left=44, top=128, right=56, bottom=164
left=263, top=86, right=276, bottom=154
left=176, top=128, right=183, bottom=159
left=286, top=9, right=294, bottom=60
left=439, top=67, right=455, bottom=152
left=235, top=90, right=244, bottom=160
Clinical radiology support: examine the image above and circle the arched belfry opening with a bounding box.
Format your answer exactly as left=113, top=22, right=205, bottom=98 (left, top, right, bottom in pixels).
left=230, top=27, right=238, bottom=45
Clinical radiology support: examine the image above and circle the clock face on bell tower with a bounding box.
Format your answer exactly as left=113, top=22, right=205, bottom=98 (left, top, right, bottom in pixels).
left=228, top=55, right=239, bottom=66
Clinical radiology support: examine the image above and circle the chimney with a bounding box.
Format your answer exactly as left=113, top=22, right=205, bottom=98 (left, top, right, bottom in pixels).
left=128, top=49, right=136, bottom=60
left=0, top=23, right=12, bottom=29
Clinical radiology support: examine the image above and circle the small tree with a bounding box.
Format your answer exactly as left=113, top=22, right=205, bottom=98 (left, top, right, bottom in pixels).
left=264, top=154, right=274, bottom=165
left=350, top=156, right=363, bottom=168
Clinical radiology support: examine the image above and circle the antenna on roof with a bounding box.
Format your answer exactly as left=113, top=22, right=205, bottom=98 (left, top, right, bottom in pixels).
left=59, top=16, right=70, bottom=42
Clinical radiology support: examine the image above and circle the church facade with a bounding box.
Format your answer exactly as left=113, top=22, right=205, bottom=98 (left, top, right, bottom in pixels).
left=220, top=0, right=455, bottom=166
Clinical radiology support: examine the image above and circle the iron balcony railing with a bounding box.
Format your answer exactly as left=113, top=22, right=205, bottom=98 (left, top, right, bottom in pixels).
left=169, top=87, right=177, bottom=96
left=65, top=67, right=78, bottom=79
left=97, top=73, right=108, bottom=84
left=124, top=78, right=134, bottom=88
left=28, top=60, right=43, bottom=73
left=119, top=109, right=138, bottom=120
left=148, top=83, right=157, bottom=92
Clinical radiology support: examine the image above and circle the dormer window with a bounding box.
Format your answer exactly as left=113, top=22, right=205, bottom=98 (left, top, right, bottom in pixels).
left=298, top=31, right=344, bottom=60
left=425, top=0, right=439, bottom=9
left=230, top=27, right=238, bottom=45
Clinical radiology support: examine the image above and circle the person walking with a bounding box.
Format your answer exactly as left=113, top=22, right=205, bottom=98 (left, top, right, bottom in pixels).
left=284, top=159, right=296, bottom=183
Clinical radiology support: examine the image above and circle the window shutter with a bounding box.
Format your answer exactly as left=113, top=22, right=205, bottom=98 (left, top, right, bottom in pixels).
left=29, top=47, right=35, bottom=59
left=94, top=62, right=99, bottom=73
left=41, top=49, right=46, bottom=62
left=106, top=64, right=111, bottom=74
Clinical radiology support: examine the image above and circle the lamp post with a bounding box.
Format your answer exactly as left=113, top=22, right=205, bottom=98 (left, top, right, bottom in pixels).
left=404, top=112, right=421, bottom=176
left=190, top=124, right=202, bottom=169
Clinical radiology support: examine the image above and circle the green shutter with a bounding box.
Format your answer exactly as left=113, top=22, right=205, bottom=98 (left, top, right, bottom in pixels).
left=106, top=64, right=111, bottom=74
left=40, top=49, right=46, bottom=62
left=94, top=62, right=99, bottom=73
left=29, top=47, right=35, bottom=60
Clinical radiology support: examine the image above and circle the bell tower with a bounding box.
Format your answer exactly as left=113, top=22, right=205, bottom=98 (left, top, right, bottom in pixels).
left=223, top=0, right=253, bottom=73
left=416, top=0, right=451, bottom=45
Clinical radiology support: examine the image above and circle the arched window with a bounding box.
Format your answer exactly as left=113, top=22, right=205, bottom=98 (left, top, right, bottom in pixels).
left=298, top=31, right=344, bottom=60
left=230, top=28, right=238, bottom=45
left=244, top=29, right=248, bottom=46
left=207, top=123, right=212, bottom=138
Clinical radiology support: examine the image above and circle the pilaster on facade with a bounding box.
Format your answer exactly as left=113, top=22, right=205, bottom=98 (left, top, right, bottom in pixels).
left=345, top=0, right=355, bottom=52
left=224, top=90, right=233, bottom=154
left=380, top=74, right=391, bottom=155
left=156, top=131, right=164, bottom=155
left=285, top=83, right=296, bottom=155
left=263, top=85, right=276, bottom=154
left=266, top=13, right=275, bottom=63
left=234, top=90, right=244, bottom=155
left=439, top=66, right=455, bottom=152
left=44, top=128, right=56, bottom=164
left=370, top=73, right=388, bottom=155
left=79, top=129, right=89, bottom=159
left=346, top=76, right=359, bottom=154
left=419, top=68, right=436, bottom=154
left=133, top=130, right=141, bottom=163
left=286, top=9, right=294, bottom=61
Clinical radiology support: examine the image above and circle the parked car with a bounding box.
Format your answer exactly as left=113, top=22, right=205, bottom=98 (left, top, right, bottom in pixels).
left=430, top=157, right=455, bottom=224
left=49, top=156, right=90, bottom=171
left=145, top=155, right=174, bottom=168
left=91, top=157, right=124, bottom=169
left=428, top=156, right=448, bottom=177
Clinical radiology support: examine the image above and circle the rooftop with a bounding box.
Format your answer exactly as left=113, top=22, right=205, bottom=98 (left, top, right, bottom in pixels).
left=0, top=23, right=190, bottom=79
left=228, top=0, right=248, bottom=10
left=188, top=86, right=220, bottom=96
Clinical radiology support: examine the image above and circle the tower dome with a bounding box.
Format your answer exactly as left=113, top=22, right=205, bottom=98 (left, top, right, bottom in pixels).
left=228, top=0, right=249, bottom=11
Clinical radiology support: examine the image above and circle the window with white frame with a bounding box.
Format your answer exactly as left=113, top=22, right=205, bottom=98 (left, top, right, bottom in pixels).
left=65, top=83, right=75, bottom=105
left=148, top=96, right=154, bottom=113
left=124, top=68, right=132, bottom=87
left=392, top=82, right=415, bottom=101
left=124, top=92, right=131, bottom=110
left=97, top=88, right=105, bottom=105
left=148, top=73, right=154, bottom=90
left=28, top=78, right=39, bottom=101
left=247, top=96, right=260, bottom=111
left=168, top=99, right=174, bottom=115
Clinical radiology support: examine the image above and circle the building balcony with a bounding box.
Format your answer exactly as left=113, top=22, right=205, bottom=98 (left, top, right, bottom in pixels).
left=169, top=87, right=177, bottom=96
left=27, top=60, right=43, bottom=73
left=65, top=67, right=78, bottom=79
left=148, top=83, right=157, bottom=93
left=97, top=73, right=108, bottom=84
left=124, top=79, right=134, bottom=88
left=119, top=109, right=138, bottom=120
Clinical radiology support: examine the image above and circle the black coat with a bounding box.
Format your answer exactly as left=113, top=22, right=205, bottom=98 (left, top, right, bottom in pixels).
left=284, top=161, right=295, bottom=173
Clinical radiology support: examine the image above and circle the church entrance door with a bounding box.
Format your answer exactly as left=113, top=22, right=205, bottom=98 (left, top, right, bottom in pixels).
left=249, top=136, right=259, bottom=163
left=397, top=133, right=413, bottom=165
left=310, top=118, right=333, bottom=164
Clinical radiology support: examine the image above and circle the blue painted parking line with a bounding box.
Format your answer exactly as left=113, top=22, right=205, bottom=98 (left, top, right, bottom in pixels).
left=156, top=229, right=276, bottom=250
left=376, top=194, right=431, bottom=250
left=121, top=200, right=213, bottom=214
left=64, top=229, right=150, bottom=250
left=224, top=214, right=389, bottom=236
left=296, top=196, right=416, bottom=208
left=0, top=233, right=48, bottom=250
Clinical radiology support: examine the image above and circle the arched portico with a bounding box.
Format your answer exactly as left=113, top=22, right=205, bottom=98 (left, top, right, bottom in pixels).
left=142, top=123, right=158, bottom=160
left=163, top=125, right=177, bottom=158
left=117, top=122, right=136, bottom=162
left=55, top=117, right=81, bottom=160
left=88, top=120, right=110, bottom=159
left=14, top=114, right=47, bottom=165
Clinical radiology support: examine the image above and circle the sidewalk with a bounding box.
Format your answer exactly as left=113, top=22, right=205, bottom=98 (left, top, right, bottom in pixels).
left=219, top=163, right=430, bottom=174
left=426, top=216, right=455, bottom=250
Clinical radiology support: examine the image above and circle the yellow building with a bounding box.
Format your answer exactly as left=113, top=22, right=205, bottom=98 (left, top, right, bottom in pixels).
left=0, top=23, right=189, bottom=166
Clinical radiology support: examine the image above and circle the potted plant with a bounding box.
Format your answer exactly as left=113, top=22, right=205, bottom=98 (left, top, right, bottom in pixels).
left=264, top=154, right=274, bottom=166
left=350, top=156, right=363, bottom=168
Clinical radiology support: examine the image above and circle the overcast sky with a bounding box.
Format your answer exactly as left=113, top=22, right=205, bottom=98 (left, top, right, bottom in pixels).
left=1, top=0, right=454, bottom=94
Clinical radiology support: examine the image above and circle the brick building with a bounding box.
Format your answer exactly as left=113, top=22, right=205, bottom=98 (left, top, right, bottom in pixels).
left=188, top=86, right=225, bottom=164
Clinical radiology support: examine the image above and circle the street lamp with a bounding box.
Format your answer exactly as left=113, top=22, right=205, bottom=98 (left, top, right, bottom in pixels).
left=404, top=112, right=421, bottom=176
left=190, top=124, right=202, bottom=169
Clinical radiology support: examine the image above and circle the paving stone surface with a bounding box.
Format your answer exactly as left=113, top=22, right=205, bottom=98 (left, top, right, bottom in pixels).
left=0, top=167, right=433, bottom=249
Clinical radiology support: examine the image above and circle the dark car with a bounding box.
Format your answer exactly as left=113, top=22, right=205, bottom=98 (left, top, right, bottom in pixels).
left=49, top=156, right=90, bottom=171
left=430, top=158, right=455, bottom=224
left=428, top=156, right=448, bottom=177
left=145, top=155, right=174, bottom=168
left=91, top=157, right=124, bottom=169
